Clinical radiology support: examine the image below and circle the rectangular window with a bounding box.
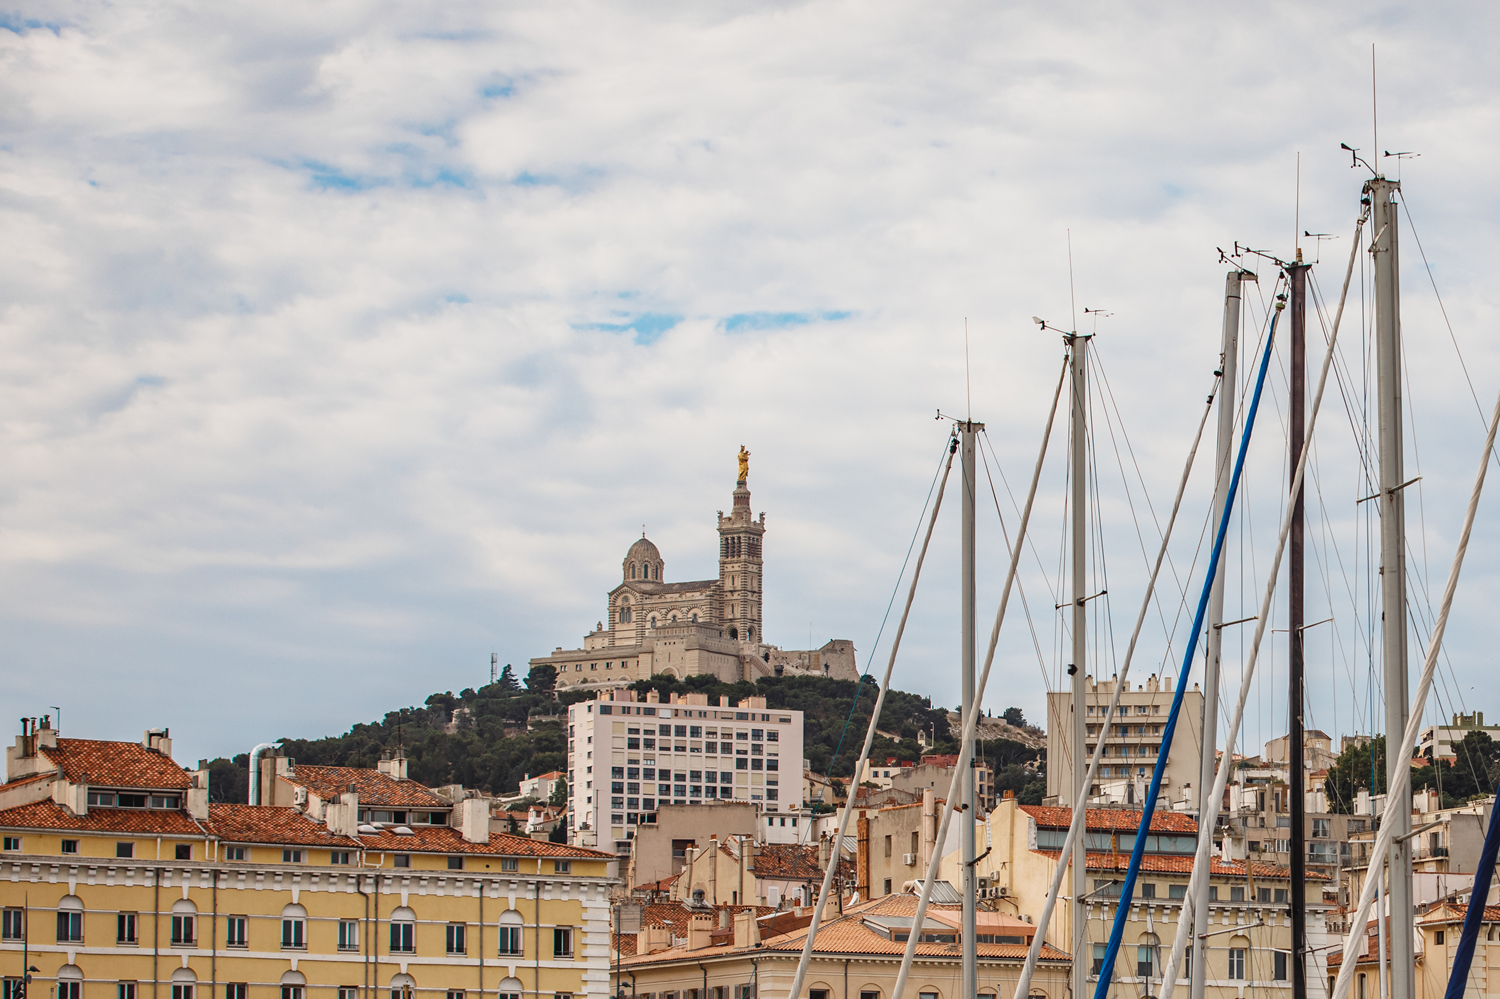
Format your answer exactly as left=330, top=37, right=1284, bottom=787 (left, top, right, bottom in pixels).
left=225, top=847, right=246, bottom=861
left=118, top=912, right=138, bottom=944
left=119, top=984, right=138, bottom=999
left=170, top=986, right=192, bottom=999
left=331, top=851, right=352, bottom=865
left=394, top=855, right=411, bottom=868
left=226, top=916, right=247, bottom=948
left=1137, top=945, right=1155, bottom=979
left=1228, top=948, right=1246, bottom=980
left=1256, top=887, right=1272, bottom=903
left=61, top=839, right=79, bottom=854
left=175, top=844, right=192, bottom=861
left=447, top=923, right=467, bottom=955
left=448, top=856, right=464, bottom=871
left=554, top=860, right=571, bottom=874
left=883, top=878, right=892, bottom=895
left=333, top=919, right=358, bottom=951
left=340, top=989, right=359, bottom=999
left=59, top=984, right=81, bottom=999
left=1140, top=883, right=1155, bottom=899
left=553, top=926, right=573, bottom=957
left=500, top=858, right=518, bottom=872
left=58, top=910, right=83, bottom=943
left=1092, top=944, right=1108, bottom=977
left=117, top=842, right=135, bottom=858
left=1274, top=951, right=1288, bottom=980
left=1229, top=886, right=1245, bottom=902
left=282, top=850, right=303, bottom=863
left=448, top=992, right=466, bottom=999
left=1168, top=884, right=1187, bottom=899
left=281, top=987, right=303, bottom=999
left=282, top=917, right=305, bottom=949
left=3, top=982, right=20, bottom=999
left=226, top=987, right=248, bottom=999
left=170, top=914, right=196, bottom=945
left=391, top=921, right=414, bottom=953
left=2, top=909, right=23, bottom=941
left=0, top=837, right=19, bottom=852
left=499, top=925, right=522, bottom=955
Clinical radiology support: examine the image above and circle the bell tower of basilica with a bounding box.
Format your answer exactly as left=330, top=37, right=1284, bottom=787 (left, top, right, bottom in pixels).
left=717, top=446, right=765, bottom=645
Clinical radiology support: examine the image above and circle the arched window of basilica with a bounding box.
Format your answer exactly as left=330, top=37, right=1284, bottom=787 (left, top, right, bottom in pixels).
left=653, top=564, right=659, bottom=580
left=669, top=614, right=677, bottom=623
left=747, top=626, right=754, bottom=641
left=690, top=613, right=698, bottom=623
left=618, top=599, right=632, bottom=623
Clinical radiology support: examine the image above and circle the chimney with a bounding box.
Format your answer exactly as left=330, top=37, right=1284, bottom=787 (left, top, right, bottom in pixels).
left=457, top=797, right=490, bottom=844
left=687, top=912, right=713, bottom=950
left=186, top=765, right=210, bottom=821
left=921, top=789, right=936, bottom=872
left=732, top=909, right=761, bottom=949
left=819, top=832, right=831, bottom=867
left=641, top=925, right=671, bottom=953
left=857, top=812, right=870, bottom=899
left=718, top=909, right=732, bottom=929
left=142, top=728, right=169, bottom=758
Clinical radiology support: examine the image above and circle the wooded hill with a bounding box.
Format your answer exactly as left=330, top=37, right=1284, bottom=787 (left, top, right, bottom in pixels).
left=205, top=667, right=1046, bottom=805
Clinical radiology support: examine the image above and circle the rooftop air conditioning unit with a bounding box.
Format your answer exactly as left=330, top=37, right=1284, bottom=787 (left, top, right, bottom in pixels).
left=995, top=886, right=1010, bottom=898
left=293, top=787, right=308, bottom=806
left=977, top=876, right=991, bottom=891
left=903, top=853, right=917, bottom=866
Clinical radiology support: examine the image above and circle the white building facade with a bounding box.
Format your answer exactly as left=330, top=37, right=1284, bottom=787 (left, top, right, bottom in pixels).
left=566, top=687, right=804, bottom=855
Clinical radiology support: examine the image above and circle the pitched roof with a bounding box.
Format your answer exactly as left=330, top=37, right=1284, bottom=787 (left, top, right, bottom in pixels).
left=355, top=823, right=614, bottom=859
left=37, top=739, right=191, bottom=790
left=280, top=765, right=450, bottom=808
left=209, top=805, right=362, bottom=848
left=1031, top=850, right=1330, bottom=880
left=1417, top=901, right=1500, bottom=925
left=751, top=844, right=822, bottom=880
left=1020, top=805, right=1198, bottom=834
left=0, top=799, right=205, bottom=836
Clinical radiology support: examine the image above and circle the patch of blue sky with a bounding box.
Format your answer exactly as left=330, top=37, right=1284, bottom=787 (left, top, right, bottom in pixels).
left=0, top=12, right=62, bottom=33
left=290, top=159, right=388, bottom=192
left=721, top=310, right=852, bottom=332
left=407, top=166, right=475, bottom=190
left=510, top=166, right=607, bottom=192
left=481, top=80, right=516, bottom=99
left=578, top=313, right=682, bottom=345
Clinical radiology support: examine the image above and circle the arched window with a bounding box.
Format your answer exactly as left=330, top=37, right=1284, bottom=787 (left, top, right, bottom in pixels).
left=648, top=617, right=657, bottom=629
left=171, top=898, right=198, bottom=946
left=55, top=895, right=83, bottom=944
left=281, top=903, right=307, bottom=949
left=669, top=614, right=677, bottom=623
left=498, top=911, right=523, bottom=956
left=618, top=599, right=632, bottom=623
left=653, top=564, right=659, bottom=580
left=690, top=613, right=698, bottom=623
left=390, top=973, right=417, bottom=999
left=1136, top=932, right=1159, bottom=979
left=56, top=966, right=83, bottom=999
left=390, top=907, right=416, bottom=954
left=280, top=971, right=306, bottom=999
left=170, top=967, right=196, bottom=999
left=747, top=626, right=754, bottom=641
left=630, top=564, right=636, bottom=579
left=499, top=978, right=524, bottom=999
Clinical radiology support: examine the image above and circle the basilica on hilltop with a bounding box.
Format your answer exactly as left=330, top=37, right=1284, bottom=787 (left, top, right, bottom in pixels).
left=531, top=448, right=859, bottom=690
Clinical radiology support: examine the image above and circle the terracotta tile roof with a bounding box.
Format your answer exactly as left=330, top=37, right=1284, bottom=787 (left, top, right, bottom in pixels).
left=621, top=896, right=1068, bottom=964
left=751, top=844, right=822, bottom=880
left=1031, top=850, right=1330, bottom=881
left=39, top=739, right=191, bottom=790
left=281, top=765, right=450, bottom=808
left=1020, top=805, right=1198, bottom=834
left=1417, top=902, right=1500, bottom=925
left=0, top=799, right=205, bottom=836
left=356, top=824, right=614, bottom=859
left=209, top=805, right=362, bottom=848
left=633, top=873, right=681, bottom=893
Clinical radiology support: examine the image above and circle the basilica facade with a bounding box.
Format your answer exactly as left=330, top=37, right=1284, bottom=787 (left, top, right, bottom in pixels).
left=531, top=456, right=859, bottom=689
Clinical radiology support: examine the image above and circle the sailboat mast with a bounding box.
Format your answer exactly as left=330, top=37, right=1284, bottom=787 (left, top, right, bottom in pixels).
left=1287, top=252, right=1309, bottom=999
left=1370, top=175, right=1413, bottom=999
left=1192, top=270, right=1249, bottom=999
left=959, top=420, right=981, bottom=999
left=1069, top=332, right=1089, bottom=999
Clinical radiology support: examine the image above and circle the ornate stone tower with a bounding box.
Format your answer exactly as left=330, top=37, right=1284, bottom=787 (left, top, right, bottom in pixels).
left=717, top=446, right=765, bottom=645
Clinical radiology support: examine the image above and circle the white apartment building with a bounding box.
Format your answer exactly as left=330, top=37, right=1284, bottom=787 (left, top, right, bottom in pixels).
left=1046, top=672, right=1204, bottom=807
left=566, top=687, right=804, bottom=855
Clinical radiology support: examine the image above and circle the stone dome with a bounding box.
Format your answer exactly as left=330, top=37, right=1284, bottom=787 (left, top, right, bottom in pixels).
left=624, top=536, right=664, bottom=582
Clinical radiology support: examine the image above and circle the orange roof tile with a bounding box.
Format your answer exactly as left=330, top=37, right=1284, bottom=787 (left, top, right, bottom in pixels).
left=281, top=765, right=450, bottom=808
left=751, top=844, right=822, bottom=880
left=209, top=805, right=362, bottom=848
left=1030, top=849, right=1330, bottom=880
left=0, top=799, right=205, bottom=836
left=355, top=824, right=614, bottom=859
left=39, top=739, right=191, bottom=790
left=1020, top=805, right=1197, bottom=834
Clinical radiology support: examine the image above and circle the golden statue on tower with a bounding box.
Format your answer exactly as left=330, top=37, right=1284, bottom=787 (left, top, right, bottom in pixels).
left=737, top=445, right=750, bottom=483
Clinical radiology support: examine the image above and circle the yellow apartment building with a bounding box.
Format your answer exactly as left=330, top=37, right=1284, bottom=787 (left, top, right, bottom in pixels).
left=0, top=719, right=617, bottom=999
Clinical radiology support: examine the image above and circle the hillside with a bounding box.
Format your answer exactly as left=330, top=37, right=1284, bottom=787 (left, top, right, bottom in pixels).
left=203, top=668, right=1045, bottom=804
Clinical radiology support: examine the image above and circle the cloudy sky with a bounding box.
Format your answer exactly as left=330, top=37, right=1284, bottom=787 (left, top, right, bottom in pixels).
left=4, top=1, right=1500, bottom=769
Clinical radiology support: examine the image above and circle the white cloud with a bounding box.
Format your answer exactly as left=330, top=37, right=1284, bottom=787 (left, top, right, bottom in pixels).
left=2, top=0, right=1499, bottom=764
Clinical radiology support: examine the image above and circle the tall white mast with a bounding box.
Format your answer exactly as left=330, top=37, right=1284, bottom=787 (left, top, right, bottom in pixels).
left=959, top=420, right=981, bottom=999
left=1068, top=332, right=1089, bottom=999
left=1190, top=269, right=1249, bottom=999
left=1370, top=175, right=1412, bottom=999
